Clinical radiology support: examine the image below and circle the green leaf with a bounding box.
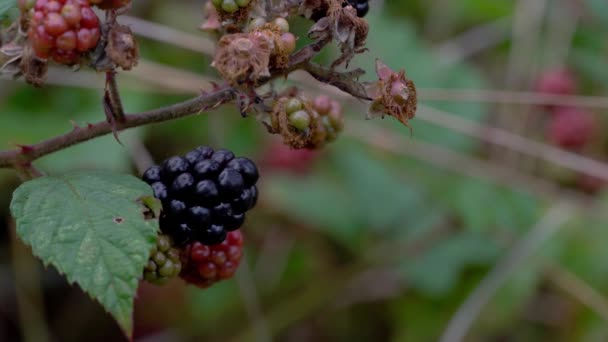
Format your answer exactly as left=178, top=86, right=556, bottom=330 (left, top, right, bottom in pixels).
left=0, top=0, right=16, bottom=19
left=10, top=171, right=159, bottom=338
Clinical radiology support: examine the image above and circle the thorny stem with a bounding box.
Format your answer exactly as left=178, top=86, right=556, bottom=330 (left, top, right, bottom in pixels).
left=303, top=62, right=372, bottom=100
left=0, top=40, right=340, bottom=171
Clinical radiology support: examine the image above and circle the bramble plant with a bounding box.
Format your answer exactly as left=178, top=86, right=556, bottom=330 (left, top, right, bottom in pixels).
left=0, top=0, right=417, bottom=338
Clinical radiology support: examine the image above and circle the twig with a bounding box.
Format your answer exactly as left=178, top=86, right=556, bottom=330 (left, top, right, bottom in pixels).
left=0, top=39, right=336, bottom=170
left=417, top=105, right=608, bottom=182
left=303, top=62, right=371, bottom=100
left=439, top=202, right=573, bottom=342
left=105, top=70, right=125, bottom=122
left=0, top=86, right=233, bottom=168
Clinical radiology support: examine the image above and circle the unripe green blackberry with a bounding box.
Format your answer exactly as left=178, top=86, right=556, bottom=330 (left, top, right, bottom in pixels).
left=289, top=110, right=311, bottom=131
left=143, top=235, right=182, bottom=285
left=273, top=17, right=290, bottom=33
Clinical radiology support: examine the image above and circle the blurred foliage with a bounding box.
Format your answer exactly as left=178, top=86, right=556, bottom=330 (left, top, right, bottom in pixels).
left=1, top=0, right=608, bottom=341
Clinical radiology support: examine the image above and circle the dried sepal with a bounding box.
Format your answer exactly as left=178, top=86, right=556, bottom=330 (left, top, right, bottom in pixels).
left=299, top=0, right=330, bottom=21
left=200, top=2, right=222, bottom=33
left=307, top=0, right=368, bottom=68
left=366, top=59, right=417, bottom=127
left=212, top=23, right=295, bottom=85
left=105, top=24, right=139, bottom=71
left=19, top=44, right=48, bottom=87
left=213, top=32, right=273, bottom=85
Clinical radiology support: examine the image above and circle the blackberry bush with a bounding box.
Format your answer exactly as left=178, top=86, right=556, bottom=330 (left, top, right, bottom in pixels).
left=2, top=0, right=419, bottom=338
left=142, top=146, right=259, bottom=246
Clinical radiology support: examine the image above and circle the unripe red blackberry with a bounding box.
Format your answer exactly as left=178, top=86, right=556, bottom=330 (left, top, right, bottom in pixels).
left=261, top=140, right=319, bottom=174
left=535, top=69, right=577, bottom=96
left=547, top=107, right=594, bottom=151
left=142, top=146, right=259, bottom=246
left=25, top=0, right=100, bottom=65
left=180, top=230, right=244, bottom=288
left=143, top=235, right=182, bottom=285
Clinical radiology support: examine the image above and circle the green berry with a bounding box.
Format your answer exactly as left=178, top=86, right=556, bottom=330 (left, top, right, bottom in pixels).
left=153, top=251, right=167, bottom=266
left=285, top=98, right=303, bottom=114
left=221, top=0, right=239, bottom=12
left=248, top=18, right=266, bottom=31
left=289, top=110, right=311, bottom=131
left=273, top=17, right=289, bottom=33
left=157, top=235, right=171, bottom=252
left=145, top=260, right=157, bottom=272
left=211, top=0, right=222, bottom=6
left=235, top=0, right=250, bottom=7
left=159, top=260, right=176, bottom=277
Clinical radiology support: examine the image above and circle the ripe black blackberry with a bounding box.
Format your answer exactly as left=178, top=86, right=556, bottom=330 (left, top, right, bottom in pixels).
left=142, top=146, right=259, bottom=246
left=346, top=0, right=369, bottom=18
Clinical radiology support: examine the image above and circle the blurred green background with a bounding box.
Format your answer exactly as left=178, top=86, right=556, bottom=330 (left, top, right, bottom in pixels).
left=2, top=0, right=608, bottom=341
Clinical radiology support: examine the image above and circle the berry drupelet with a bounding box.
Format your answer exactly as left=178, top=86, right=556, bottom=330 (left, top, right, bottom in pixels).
left=142, top=146, right=259, bottom=246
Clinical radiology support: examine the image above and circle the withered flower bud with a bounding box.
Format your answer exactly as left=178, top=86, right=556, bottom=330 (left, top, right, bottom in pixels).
left=366, top=59, right=417, bottom=127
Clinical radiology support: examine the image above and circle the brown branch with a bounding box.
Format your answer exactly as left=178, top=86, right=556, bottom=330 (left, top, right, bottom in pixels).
left=303, top=62, right=371, bottom=100
left=0, top=87, right=232, bottom=168
left=0, top=39, right=345, bottom=170
left=104, top=70, right=125, bottom=122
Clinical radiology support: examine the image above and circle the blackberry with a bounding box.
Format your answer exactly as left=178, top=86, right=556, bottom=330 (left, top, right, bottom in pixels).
left=24, top=0, right=101, bottom=64
left=142, top=146, right=260, bottom=246
left=143, top=235, right=182, bottom=285
left=351, top=0, right=369, bottom=17
left=180, top=230, right=244, bottom=288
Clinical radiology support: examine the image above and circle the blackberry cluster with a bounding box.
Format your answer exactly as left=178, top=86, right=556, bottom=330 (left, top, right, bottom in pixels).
left=180, top=230, right=244, bottom=288
left=142, top=146, right=259, bottom=246
left=346, top=0, right=369, bottom=17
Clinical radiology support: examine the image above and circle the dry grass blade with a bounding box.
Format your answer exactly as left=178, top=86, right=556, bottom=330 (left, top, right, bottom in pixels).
left=439, top=202, right=573, bottom=342
left=418, top=105, right=608, bottom=182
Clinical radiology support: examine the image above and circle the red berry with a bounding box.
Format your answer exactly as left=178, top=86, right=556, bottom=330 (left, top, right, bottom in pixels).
left=547, top=107, right=595, bottom=150
left=43, top=12, right=68, bottom=36
left=313, top=95, right=332, bottom=115
left=261, top=140, right=319, bottom=174
left=577, top=173, right=605, bottom=195
left=535, top=69, right=577, bottom=96
left=55, top=30, right=76, bottom=50
left=180, top=230, right=244, bottom=288
left=61, top=3, right=82, bottom=26
left=76, top=28, right=99, bottom=52
left=27, top=0, right=100, bottom=65
left=45, top=1, right=62, bottom=13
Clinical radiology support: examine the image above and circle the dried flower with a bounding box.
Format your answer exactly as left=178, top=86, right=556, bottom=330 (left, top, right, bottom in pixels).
left=366, top=59, right=417, bottom=127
